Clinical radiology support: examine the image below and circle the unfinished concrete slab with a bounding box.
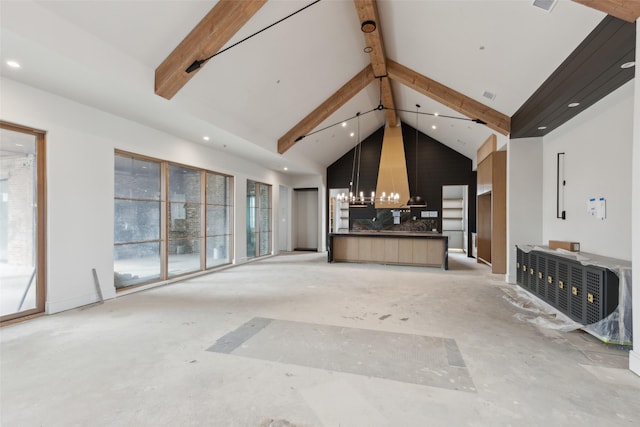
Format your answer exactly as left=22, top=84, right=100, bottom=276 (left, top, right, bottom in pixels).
left=1, top=252, right=638, bottom=426
left=208, top=317, right=474, bottom=392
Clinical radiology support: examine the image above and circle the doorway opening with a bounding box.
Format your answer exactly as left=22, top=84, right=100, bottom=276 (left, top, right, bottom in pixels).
left=293, top=188, right=318, bottom=251
left=442, top=185, right=468, bottom=254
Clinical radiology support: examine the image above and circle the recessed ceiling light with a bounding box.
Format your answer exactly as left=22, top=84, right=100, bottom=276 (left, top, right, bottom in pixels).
left=283, top=167, right=288, bottom=171
left=538, top=126, right=547, bottom=130
left=350, top=132, right=355, bottom=137
left=6, top=60, right=20, bottom=68
left=434, top=113, right=439, bottom=117
left=568, top=102, right=580, bottom=108
left=15, top=143, right=23, bottom=147
left=620, top=61, right=635, bottom=69
left=431, top=125, right=437, bottom=130
left=341, top=122, right=347, bottom=127
left=203, top=136, right=210, bottom=141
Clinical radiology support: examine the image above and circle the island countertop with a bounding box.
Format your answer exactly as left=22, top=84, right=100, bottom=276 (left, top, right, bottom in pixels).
left=328, top=232, right=448, bottom=269
left=329, top=231, right=445, bottom=238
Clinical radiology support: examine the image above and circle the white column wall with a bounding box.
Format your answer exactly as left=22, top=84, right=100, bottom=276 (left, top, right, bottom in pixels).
left=506, top=137, right=543, bottom=284
left=541, top=81, right=634, bottom=261
left=0, top=78, right=305, bottom=313
left=629, top=20, right=640, bottom=377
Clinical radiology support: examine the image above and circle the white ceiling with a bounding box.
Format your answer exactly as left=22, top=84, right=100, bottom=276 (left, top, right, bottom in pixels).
left=0, top=0, right=605, bottom=175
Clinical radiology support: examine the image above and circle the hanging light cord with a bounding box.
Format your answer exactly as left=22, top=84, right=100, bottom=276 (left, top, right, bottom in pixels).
left=349, top=114, right=359, bottom=197
left=186, top=0, right=322, bottom=73
left=415, top=104, right=420, bottom=196
left=355, top=112, right=362, bottom=198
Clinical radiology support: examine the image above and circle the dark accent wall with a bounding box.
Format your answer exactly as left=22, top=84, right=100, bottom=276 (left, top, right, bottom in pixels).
left=327, top=127, right=384, bottom=225
left=511, top=15, right=635, bottom=139
left=327, top=123, right=477, bottom=253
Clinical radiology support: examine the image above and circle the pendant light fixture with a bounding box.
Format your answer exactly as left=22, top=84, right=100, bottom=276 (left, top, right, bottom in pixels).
left=407, top=104, right=427, bottom=208
left=337, top=112, right=369, bottom=207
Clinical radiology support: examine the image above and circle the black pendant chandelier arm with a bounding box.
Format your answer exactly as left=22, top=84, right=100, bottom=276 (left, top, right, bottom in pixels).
left=415, top=104, right=420, bottom=197
left=294, top=107, right=380, bottom=142
left=186, top=0, right=322, bottom=74
left=383, top=106, right=483, bottom=123
left=294, top=106, right=485, bottom=143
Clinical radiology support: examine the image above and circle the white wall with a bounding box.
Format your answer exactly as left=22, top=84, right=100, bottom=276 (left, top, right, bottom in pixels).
left=629, top=20, right=640, bottom=377
left=541, top=81, right=634, bottom=261
left=0, top=78, right=303, bottom=313
left=506, top=137, right=543, bottom=284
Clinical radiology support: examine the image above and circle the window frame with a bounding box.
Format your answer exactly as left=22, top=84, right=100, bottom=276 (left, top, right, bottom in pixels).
left=114, top=150, right=234, bottom=291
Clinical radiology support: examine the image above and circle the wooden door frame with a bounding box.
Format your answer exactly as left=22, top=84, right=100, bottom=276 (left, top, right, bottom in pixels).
left=0, top=121, right=47, bottom=323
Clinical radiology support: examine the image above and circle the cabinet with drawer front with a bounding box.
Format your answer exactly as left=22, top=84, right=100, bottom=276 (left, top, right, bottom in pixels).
left=515, top=247, right=619, bottom=325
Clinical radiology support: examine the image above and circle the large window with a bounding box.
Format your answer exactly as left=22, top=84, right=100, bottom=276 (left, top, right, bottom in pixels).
left=206, top=172, right=233, bottom=268
left=114, top=152, right=233, bottom=289
left=168, top=165, right=202, bottom=277
left=247, top=180, right=272, bottom=259
left=114, top=154, right=162, bottom=288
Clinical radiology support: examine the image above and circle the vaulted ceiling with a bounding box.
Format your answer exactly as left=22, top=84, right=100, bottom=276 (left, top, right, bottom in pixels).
left=1, top=1, right=637, bottom=175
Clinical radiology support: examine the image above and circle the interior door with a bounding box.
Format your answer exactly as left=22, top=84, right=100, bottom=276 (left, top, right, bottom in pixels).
left=293, top=188, right=318, bottom=251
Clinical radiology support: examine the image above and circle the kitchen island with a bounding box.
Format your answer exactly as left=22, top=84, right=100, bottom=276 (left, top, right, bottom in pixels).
left=328, top=231, right=448, bottom=270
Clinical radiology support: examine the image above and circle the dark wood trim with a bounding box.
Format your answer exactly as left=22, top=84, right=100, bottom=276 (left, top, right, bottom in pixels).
left=511, top=16, right=635, bottom=139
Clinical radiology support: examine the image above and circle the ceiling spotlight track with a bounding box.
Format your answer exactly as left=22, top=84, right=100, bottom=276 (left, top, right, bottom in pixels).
left=185, top=0, right=321, bottom=74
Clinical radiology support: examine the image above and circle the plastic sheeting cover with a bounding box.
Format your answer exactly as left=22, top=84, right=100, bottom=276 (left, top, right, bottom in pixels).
left=515, top=245, right=632, bottom=345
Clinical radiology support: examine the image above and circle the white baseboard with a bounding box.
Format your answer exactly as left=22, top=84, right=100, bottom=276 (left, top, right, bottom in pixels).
left=46, top=292, right=104, bottom=314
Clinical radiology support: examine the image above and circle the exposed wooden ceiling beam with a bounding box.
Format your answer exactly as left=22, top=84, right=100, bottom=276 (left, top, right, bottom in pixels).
left=354, top=0, right=387, bottom=76
left=155, top=0, right=267, bottom=100
left=387, top=59, right=511, bottom=136
left=278, top=65, right=376, bottom=154
left=572, top=0, right=640, bottom=23
left=354, top=0, right=397, bottom=127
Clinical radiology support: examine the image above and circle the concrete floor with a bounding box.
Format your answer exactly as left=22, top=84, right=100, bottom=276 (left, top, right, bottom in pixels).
left=1, top=252, right=638, bottom=426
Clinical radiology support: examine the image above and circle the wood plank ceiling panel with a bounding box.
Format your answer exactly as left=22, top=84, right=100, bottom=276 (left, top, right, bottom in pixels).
left=155, top=0, right=267, bottom=100
left=278, top=65, right=376, bottom=154
left=572, top=0, right=640, bottom=23
left=354, top=0, right=397, bottom=127
left=511, top=16, right=635, bottom=139
left=387, top=59, right=511, bottom=136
